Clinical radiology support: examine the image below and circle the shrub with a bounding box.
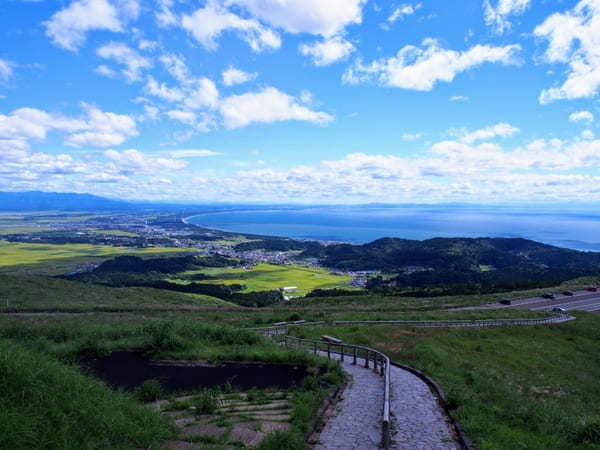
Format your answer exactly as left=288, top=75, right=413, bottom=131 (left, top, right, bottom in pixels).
left=134, top=379, right=164, bottom=402
left=192, top=388, right=221, bottom=415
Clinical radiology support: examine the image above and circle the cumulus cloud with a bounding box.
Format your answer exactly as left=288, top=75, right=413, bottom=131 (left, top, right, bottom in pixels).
left=449, top=95, right=469, bottom=102
left=166, top=109, right=197, bottom=125
left=226, top=0, right=366, bottom=37
left=159, top=53, right=191, bottom=84
left=569, top=110, right=595, bottom=123
left=181, top=0, right=281, bottom=52
left=388, top=3, right=422, bottom=23
left=44, top=0, right=140, bottom=51
left=144, top=76, right=185, bottom=102
left=96, top=42, right=152, bottom=82
left=156, top=0, right=177, bottom=28
left=535, top=0, right=600, bottom=103
left=104, top=148, right=186, bottom=173
left=458, top=122, right=520, bottom=144
left=0, top=59, right=13, bottom=82
left=484, top=0, right=531, bottom=34
left=299, top=36, right=355, bottom=66
left=343, top=39, right=521, bottom=90
left=219, top=87, right=334, bottom=129
left=64, top=103, right=138, bottom=147
left=184, top=78, right=220, bottom=109
left=222, top=67, right=258, bottom=86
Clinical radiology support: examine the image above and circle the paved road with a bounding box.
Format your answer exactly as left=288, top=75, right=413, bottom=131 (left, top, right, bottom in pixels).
left=466, top=289, right=600, bottom=313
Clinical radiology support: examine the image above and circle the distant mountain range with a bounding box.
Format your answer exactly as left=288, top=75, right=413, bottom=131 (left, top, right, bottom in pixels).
left=0, top=191, right=135, bottom=211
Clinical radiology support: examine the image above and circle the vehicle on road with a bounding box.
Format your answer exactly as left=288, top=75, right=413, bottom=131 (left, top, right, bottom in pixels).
left=541, top=293, right=555, bottom=299
left=562, top=290, right=574, bottom=296
left=586, top=286, right=598, bottom=292
left=500, top=298, right=512, bottom=305
left=552, top=307, right=566, bottom=312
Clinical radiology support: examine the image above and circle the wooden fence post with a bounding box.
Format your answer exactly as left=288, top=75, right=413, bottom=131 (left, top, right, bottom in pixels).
left=353, top=346, right=357, bottom=365
left=327, top=343, right=331, bottom=360
left=341, top=344, right=344, bottom=362
left=365, top=350, right=369, bottom=368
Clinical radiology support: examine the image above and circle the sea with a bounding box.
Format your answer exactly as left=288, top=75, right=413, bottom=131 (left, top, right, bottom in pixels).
left=187, top=205, right=600, bottom=252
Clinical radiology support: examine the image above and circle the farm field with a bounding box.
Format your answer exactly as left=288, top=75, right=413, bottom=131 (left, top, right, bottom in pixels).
left=0, top=241, right=193, bottom=273
left=178, top=263, right=352, bottom=296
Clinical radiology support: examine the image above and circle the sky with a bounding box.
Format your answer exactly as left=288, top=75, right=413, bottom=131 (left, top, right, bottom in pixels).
left=0, top=0, right=599, bottom=204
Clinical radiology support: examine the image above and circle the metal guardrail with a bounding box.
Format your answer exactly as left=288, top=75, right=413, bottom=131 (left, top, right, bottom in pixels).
left=247, top=314, right=574, bottom=337
left=328, top=313, right=574, bottom=328
left=284, top=335, right=391, bottom=449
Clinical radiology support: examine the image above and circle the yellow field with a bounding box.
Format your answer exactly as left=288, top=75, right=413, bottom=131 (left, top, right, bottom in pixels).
left=0, top=241, right=192, bottom=267
left=179, top=263, right=352, bottom=296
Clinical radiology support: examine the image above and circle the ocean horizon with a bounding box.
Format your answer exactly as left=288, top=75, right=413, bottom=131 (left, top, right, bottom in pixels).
left=187, top=205, right=600, bottom=252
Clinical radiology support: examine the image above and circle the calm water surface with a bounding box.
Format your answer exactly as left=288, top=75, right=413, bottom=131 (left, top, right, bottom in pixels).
left=188, top=206, right=600, bottom=251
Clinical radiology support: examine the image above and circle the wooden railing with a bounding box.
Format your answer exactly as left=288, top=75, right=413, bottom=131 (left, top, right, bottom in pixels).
left=284, top=335, right=391, bottom=449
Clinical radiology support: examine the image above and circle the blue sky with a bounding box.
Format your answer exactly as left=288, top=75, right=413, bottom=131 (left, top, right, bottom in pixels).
left=0, top=0, right=599, bottom=203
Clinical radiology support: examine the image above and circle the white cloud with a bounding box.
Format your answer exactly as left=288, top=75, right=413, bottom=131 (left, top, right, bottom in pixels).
left=184, top=78, right=220, bottom=109
left=219, top=87, right=334, bottom=129
left=458, top=122, right=520, bottom=144
left=169, top=149, right=221, bottom=158
left=44, top=0, right=140, bottom=51
left=569, top=110, right=595, bottom=123
left=449, top=95, right=469, bottom=102
left=0, top=59, right=13, bottom=82
left=343, top=39, right=521, bottom=90
left=96, top=42, right=152, bottom=82
left=226, top=0, right=366, bottom=37
left=166, top=109, right=197, bottom=125
left=94, top=64, right=117, bottom=77
left=138, top=39, right=158, bottom=51
left=535, top=0, right=600, bottom=103
left=181, top=0, right=281, bottom=52
left=388, top=3, right=422, bottom=23
left=222, top=67, right=258, bottom=86
left=156, top=0, right=177, bottom=28
left=104, top=148, right=186, bottom=173
left=582, top=129, right=595, bottom=140
left=402, top=133, right=423, bottom=141
left=142, top=104, right=160, bottom=121
left=299, top=36, right=355, bottom=66
left=159, top=53, right=191, bottom=84
left=484, top=0, right=531, bottom=34
left=144, top=76, right=185, bottom=102
left=64, top=104, right=138, bottom=147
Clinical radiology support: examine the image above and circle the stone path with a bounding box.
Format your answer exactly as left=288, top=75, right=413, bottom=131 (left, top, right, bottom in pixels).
left=389, top=365, right=457, bottom=449
left=314, top=352, right=384, bottom=450
left=312, top=351, right=457, bottom=449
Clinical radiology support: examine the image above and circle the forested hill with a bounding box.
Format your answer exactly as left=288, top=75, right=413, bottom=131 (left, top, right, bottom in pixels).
left=302, top=237, right=600, bottom=273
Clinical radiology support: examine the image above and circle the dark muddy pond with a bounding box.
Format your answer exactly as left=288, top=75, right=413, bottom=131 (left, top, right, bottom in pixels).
left=83, top=351, right=308, bottom=393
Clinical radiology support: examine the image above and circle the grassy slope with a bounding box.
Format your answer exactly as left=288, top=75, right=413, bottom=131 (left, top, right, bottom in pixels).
left=0, top=275, right=234, bottom=311
left=0, top=339, right=173, bottom=449
left=179, top=263, right=352, bottom=296
left=290, top=314, right=600, bottom=449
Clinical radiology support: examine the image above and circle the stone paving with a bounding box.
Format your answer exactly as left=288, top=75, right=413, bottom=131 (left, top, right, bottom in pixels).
left=314, top=352, right=384, bottom=450
left=389, top=365, right=457, bottom=449
left=312, top=350, right=457, bottom=449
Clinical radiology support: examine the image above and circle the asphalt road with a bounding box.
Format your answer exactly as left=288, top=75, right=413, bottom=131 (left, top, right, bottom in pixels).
left=481, top=289, right=600, bottom=312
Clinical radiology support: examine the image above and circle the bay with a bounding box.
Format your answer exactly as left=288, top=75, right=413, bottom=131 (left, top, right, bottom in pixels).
left=187, top=205, right=600, bottom=251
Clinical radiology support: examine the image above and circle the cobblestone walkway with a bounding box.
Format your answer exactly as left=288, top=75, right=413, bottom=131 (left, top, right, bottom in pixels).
left=389, top=365, right=457, bottom=449
left=314, top=353, right=384, bottom=450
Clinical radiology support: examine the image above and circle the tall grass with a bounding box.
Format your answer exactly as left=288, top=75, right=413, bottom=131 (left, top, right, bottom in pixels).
left=0, top=339, right=174, bottom=449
